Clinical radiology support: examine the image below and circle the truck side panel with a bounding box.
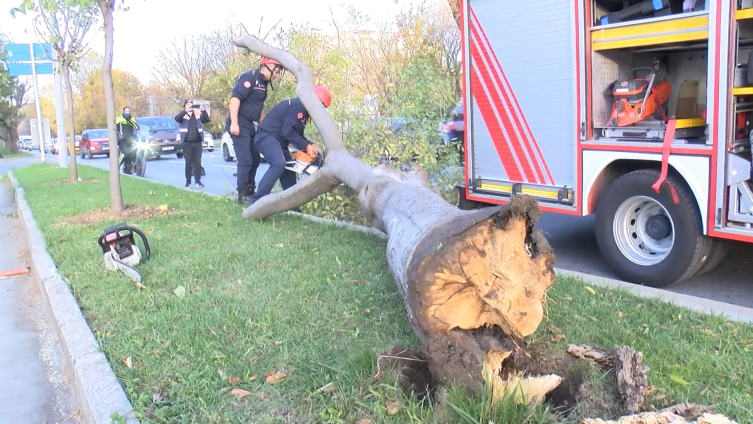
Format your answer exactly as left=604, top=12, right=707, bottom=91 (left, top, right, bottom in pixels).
left=469, top=0, right=578, bottom=188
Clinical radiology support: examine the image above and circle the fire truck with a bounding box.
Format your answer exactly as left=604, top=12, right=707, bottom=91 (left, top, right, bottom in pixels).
left=456, top=0, right=753, bottom=287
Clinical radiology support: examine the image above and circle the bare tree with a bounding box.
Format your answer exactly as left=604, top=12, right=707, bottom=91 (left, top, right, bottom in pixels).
left=233, top=35, right=559, bottom=404
left=14, top=0, right=99, bottom=182
left=70, top=50, right=102, bottom=100
left=152, top=36, right=217, bottom=100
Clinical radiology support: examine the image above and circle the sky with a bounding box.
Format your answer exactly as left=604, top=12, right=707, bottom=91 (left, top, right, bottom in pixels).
left=1, top=0, right=428, bottom=87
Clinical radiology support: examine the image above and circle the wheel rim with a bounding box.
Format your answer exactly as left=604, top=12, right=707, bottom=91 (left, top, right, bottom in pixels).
left=613, top=196, right=674, bottom=266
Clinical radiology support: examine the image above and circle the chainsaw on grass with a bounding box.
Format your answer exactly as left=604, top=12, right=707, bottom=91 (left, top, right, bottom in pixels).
left=98, top=223, right=150, bottom=287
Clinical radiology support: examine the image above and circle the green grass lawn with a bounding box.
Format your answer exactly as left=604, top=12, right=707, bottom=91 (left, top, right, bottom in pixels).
left=0, top=146, right=32, bottom=159
left=9, top=164, right=753, bottom=423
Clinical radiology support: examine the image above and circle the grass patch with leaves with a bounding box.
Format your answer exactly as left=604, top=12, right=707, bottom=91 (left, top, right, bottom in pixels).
left=11, top=164, right=753, bottom=423
left=0, top=146, right=32, bottom=159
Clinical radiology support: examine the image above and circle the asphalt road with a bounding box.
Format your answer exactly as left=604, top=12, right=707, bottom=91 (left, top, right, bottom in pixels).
left=7, top=149, right=753, bottom=309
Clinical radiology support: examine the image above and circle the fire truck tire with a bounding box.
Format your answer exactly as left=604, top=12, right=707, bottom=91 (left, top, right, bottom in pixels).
left=694, top=238, right=729, bottom=277
left=595, top=169, right=711, bottom=288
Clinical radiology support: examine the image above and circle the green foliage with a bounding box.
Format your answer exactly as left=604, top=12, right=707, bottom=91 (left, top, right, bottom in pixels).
left=0, top=36, right=26, bottom=149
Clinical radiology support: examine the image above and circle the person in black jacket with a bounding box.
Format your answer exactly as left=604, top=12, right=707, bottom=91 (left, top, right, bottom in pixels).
left=175, top=100, right=210, bottom=188
left=247, top=85, right=330, bottom=206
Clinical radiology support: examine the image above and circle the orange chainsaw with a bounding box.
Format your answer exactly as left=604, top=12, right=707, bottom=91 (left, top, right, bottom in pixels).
left=608, top=67, right=671, bottom=127
left=285, top=150, right=323, bottom=176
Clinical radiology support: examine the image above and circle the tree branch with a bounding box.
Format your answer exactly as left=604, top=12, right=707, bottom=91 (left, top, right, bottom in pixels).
left=241, top=168, right=341, bottom=220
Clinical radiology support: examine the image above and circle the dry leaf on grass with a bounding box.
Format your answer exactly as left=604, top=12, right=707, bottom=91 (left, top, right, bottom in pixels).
left=358, top=419, right=372, bottom=424
left=248, top=373, right=258, bottom=382
left=385, top=399, right=400, bottom=415
left=174, top=286, right=187, bottom=298
left=122, top=357, right=134, bottom=368
left=229, top=376, right=241, bottom=385
left=551, top=334, right=566, bottom=343
left=548, top=325, right=562, bottom=334
left=230, top=388, right=251, bottom=399
left=585, top=286, right=596, bottom=296
left=274, top=341, right=284, bottom=346
left=157, top=204, right=169, bottom=212
left=265, top=370, right=287, bottom=385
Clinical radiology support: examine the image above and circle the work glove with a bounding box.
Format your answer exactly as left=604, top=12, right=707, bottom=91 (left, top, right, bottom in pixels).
left=306, top=144, right=321, bottom=157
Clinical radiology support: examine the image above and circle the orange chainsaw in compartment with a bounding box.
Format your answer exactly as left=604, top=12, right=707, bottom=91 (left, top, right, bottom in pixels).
left=608, top=67, right=671, bottom=127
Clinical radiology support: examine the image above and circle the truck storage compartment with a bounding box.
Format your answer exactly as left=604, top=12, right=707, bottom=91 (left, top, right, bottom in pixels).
left=591, top=48, right=709, bottom=143
left=593, top=0, right=708, bottom=27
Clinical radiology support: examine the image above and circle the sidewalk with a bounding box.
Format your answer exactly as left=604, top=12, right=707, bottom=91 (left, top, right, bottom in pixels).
left=0, top=181, right=78, bottom=424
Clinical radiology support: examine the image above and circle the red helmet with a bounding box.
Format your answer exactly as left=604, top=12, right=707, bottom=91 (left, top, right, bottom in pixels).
left=260, top=57, right=281, bottom=67
left=314, top=85, right=332, bottom=108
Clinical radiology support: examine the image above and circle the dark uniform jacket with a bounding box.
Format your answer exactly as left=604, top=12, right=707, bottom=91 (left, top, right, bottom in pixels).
left=226, top=68, right=267, bottom=133
left=256, top=98, right=313, bottom=151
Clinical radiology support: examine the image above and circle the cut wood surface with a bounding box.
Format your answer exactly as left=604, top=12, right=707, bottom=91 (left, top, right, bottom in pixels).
left=567, top=344, right=613, bottom=368
left=582, top=402, right=738, bottom=424
left=232, top=34, right=557, bottom=401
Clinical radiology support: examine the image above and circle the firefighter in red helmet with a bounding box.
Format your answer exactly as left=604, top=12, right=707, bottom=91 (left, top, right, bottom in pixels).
left=247, top=85, right=331, bottom=207
left=226, top=57, right=283, bottom=203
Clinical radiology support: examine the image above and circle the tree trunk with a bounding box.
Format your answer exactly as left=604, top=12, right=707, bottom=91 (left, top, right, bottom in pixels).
left=63, top=62, right=79, bottom=183
left=8, top=125, right=20, bottom=154
left=233, top=35, right=557, bottom=399
left=98, top=0, right=125, bottom=213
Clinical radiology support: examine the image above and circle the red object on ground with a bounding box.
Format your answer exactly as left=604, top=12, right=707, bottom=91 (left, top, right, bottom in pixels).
left=0, top=268, right=30, bottom=278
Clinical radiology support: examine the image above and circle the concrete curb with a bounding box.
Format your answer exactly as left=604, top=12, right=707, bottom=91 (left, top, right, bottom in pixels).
left=132, top=173, right=753, bottom=324
left=8, top=171, right=139, bottom=424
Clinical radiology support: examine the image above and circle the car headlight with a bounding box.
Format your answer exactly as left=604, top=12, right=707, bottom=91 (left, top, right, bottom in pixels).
left=136, top=141, right=149, bottom=150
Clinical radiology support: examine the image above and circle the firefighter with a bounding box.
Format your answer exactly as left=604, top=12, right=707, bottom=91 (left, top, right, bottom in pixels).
left=247, top=85, right=330, bottom=206
left=115, top=106, right=140, bottom=174
left=226, top=57, right=283, bottom=203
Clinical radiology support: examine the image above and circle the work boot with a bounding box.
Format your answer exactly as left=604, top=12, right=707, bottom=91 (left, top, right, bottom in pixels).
left=237, top=186, right=251, bottom=204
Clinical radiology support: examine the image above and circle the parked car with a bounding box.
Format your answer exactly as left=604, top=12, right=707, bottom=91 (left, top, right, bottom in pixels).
left=202, top=131, right=214, bottom=152
left=221, top=131, right=266, bottom=162
left=19, top=136, right=32, bottom=150
left=221, top=132, right=235, bottom=162
left=80, top=129, right=111, bottom=158
left=134, top=115, right=184, bottom=159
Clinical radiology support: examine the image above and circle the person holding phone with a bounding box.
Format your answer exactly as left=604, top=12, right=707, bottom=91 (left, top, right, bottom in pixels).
left=175, top=100, right=210, bottom=188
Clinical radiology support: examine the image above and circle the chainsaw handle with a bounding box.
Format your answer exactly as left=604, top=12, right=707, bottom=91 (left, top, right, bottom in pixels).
left=130, top=226, right=151, bottom=262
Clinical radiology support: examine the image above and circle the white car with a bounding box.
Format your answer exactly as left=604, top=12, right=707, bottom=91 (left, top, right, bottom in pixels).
left=221, top=132, right=236, bottom=162
left=221, top=131, right=269, bottom=163
left=202, top=131, right=214, bottom=152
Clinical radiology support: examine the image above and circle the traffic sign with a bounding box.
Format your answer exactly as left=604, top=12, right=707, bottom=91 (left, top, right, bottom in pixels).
left=8, top=62, right=54, bottom=77
left=6, top=43, right=53, bottom=63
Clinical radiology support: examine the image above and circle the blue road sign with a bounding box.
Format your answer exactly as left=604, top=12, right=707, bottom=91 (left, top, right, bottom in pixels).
left=6, top=43, right=53, bottom=63
left=8, top=62, right=54, bottom=77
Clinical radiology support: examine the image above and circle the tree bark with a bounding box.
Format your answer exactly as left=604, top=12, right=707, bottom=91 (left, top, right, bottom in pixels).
left=233, top=35, right=557, bottom=399
left=63, top=62, right=79, bottom=183
left=98, top=0, right=125, bottom=213
left=582, top=403, right=737, bottom=424
left=8, top=125, right=20, bottom=154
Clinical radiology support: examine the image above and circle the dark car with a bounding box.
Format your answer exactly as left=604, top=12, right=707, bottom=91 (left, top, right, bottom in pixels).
left=80, top=129, right=111, bottom=158
left=134, top=116, right=184, bottom=159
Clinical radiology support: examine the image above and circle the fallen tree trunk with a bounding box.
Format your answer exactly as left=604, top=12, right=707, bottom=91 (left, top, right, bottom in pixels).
left=233, top=35, right=557, bottom=400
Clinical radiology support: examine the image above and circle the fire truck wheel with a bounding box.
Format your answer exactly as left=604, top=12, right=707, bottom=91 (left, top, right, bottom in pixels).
left=595, top=169, right=711, bottom=288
